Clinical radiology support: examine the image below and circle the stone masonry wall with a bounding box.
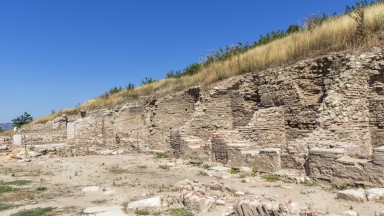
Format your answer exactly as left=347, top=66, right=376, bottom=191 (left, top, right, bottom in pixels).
left=17, top=46, right=384, bottom=186
left=17, top=115, right=68, bottom=144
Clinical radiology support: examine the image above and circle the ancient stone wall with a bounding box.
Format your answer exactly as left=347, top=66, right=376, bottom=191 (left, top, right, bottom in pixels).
left=17, top=47, right=384, bottom=185
left=150, top=88, right=199, bottom=148
left=238, top=107, right=286, bottom=148
left=308, top=147, right=384, bottom=186
left=17, top=115, right=68, bottom=144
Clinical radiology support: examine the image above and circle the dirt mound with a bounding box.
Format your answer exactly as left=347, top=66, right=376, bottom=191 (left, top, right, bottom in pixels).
left=0, top=148, right=21, bottom=163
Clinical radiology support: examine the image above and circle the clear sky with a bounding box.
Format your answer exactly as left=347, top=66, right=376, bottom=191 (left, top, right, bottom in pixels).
left=0, top=0, right=358, bottom=122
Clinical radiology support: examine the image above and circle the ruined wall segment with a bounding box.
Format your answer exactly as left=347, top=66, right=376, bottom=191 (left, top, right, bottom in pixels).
left=113, top=101, right=149, bottom=149
left=16, top=47, right=384, bottom=186
left=368, top=50, right=384, bottom=149
left=150, top=88, right=199, bottom=148
left=17, top=115, right=68, bottom=144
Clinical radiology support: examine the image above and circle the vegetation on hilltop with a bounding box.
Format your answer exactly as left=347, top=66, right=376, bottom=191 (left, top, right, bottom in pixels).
left=11, top=112, right=33, bottom=128
left=29, top=0, right=384, bottom=125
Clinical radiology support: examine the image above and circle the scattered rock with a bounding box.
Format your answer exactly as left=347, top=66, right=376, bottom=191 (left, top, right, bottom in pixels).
left=127, top=196, right=161, bottom=209
left=222, top=207, right=235, bottom=216
left=159, top=162, right=176, bottom=169
left=209, top=182, right=224, bottom=191
left=337, top=189, right=366, bottom=202
left=340, top=211, right=358, bottom=216
left=97, top=149, right=114, bottom=155
left=82, top=186, right=100, bottom=193
left=175, top=179, right=193, bottom=186
left=179, top=190, right=216, bottom=213
left=240, top=167, right=253, bottom=173
left=366, top=188, right=384, bottom=201
left=209, top=166, right=231, bottom=172
left=83, top=205, right=126, bottom=216
left=16, top=149, right=42, bottom=159
left=216, top=199, right=225, bottom=206
left=234, top=191, right=245, bottom=197
left=103, top=188, right=116, bottom=195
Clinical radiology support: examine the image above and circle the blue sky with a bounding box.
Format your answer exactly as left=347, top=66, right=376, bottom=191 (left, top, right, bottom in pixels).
left=0, top=0, right=358, bottom=122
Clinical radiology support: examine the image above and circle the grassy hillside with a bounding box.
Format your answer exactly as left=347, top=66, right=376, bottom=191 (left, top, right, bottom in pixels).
left=31, top=2, right=384, bottom=125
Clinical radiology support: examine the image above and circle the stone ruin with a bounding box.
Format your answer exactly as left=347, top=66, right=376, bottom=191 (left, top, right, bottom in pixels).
left=10, top=46, right=384, bottom=186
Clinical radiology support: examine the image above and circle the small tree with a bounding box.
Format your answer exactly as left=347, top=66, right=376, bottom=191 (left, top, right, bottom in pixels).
left=286, top=25, right=301, bottom=34
left=141, top=77, right=156, bottom=85
left=126, top=83, right=135, bottom=90
left=0, top=127, right=4, bottom=133
left=12, top=112, right=33, bottom=128
left=183, top=63, right=201, bottom=76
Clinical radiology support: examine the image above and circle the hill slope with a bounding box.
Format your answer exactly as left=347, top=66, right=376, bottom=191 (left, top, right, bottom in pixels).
left=0, top=123, right=12, bottom=131
left=31, top=2, right=384, bottom=125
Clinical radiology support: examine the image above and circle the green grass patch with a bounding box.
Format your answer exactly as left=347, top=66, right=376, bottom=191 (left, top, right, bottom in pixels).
left=36, top=186, right=47, bottom=191
left=0, top=203, right=15, bottom=211
left=331, top=184, right=349, bottom=191
left=230, top=168, right=240, bottom=175
left=155, top=152, right=169, bottom=159
left=134, top=209, right=150, bottom=215
left=188, top=161, right=203, bottom=167
left=261, top=174, right=280, bottom=182
left=11, top=207, right=55, bottom=216
left=251, top=167, right=258, bottom=176
left=300, top=181, right=317, bottom=187
left=169, top=208, right=194, bottom=216
left=109, top=167, right=129, bottom=174
left=0, top=180, right=31, bottom=186
left=0, top=185, right=14, bottom=194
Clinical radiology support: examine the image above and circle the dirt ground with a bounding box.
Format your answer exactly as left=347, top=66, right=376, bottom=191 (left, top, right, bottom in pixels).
left=0, top=153, right=384, bottom=216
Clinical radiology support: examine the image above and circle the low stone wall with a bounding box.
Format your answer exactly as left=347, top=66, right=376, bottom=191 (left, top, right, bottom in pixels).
left=308, top=147, right=384, bottom=186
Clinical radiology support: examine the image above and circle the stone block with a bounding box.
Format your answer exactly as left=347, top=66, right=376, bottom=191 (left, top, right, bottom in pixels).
left=13, top=134, right=22, bottom=145
left=67, top=122, right=75, bottom=140
left=128, top=196, right=161, bottom=209
left=337, top=189, right=366, bottom=202
left=254, top=148, right=281, bottom=173
left=366, top=188, right=384, bottom=201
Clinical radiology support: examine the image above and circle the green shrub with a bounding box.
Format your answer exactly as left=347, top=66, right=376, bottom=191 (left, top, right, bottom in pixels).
left=170, top=208, right=194, bottom=216
left=109, top=167, right=129, bottom=174
left=0, top=203, right=14, bottom=212
left=141, top=77, right=156, bottom=85
left=230, top=168, right=240, bottom=175
left=0, top=185, right=14, bottom=194
left=11, top=207, right=55, bottom=216
left=36, top=186, right=47, bottom=191
left=155, top=152, right=169, bottom=159
left=301, top=180, right=317, bottom=187
left=261, top=174, right=280, bottom=182
left=126, top=83, right=135, bottom=90
left=331, top=184, right=349, bottom=191
left=134, top=209, right=150, bottom=215
left=183, top=63, right=201, bottom=76
left=0, top=180, right=31, bottom=186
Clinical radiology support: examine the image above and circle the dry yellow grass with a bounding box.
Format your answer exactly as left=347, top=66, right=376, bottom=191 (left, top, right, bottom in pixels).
left=32, top=3, right=384, bottom=125
left=29, top=109, right=79, bottom=125
left=0, top=130, right=16, bottom=136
